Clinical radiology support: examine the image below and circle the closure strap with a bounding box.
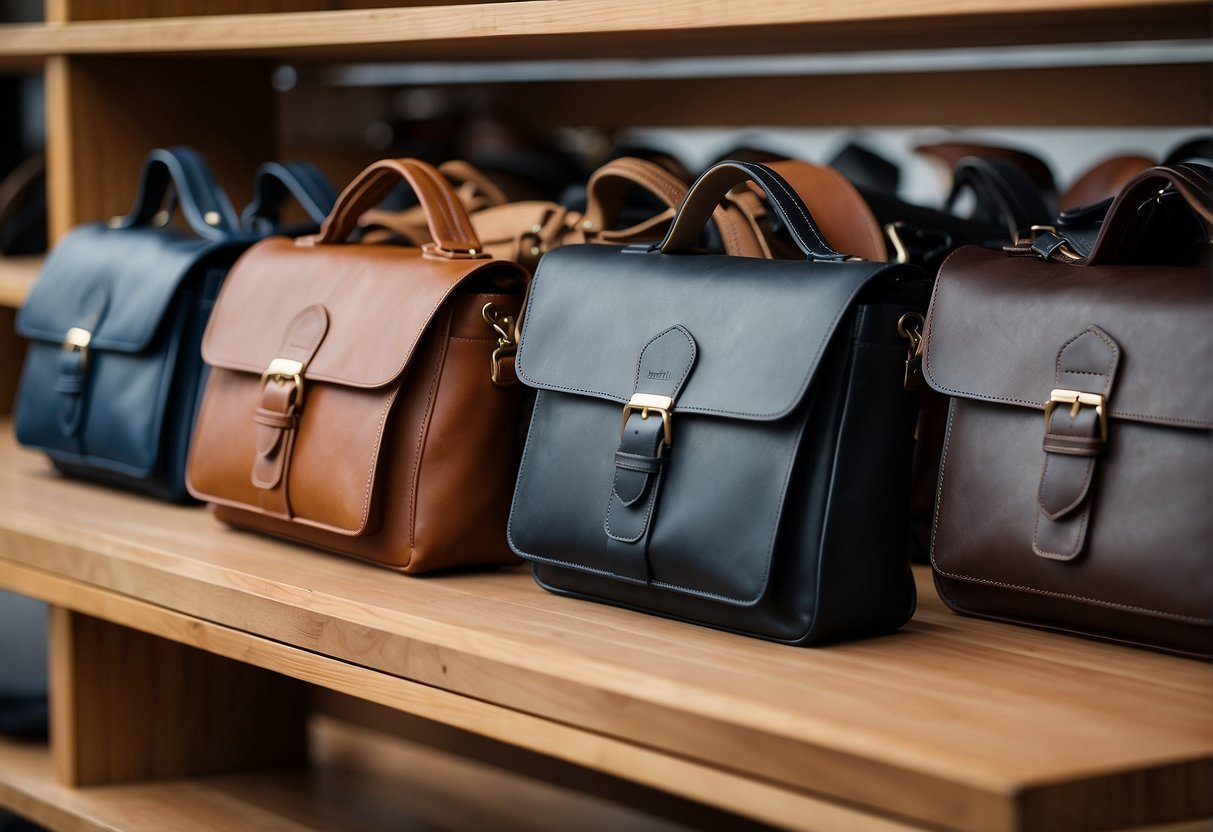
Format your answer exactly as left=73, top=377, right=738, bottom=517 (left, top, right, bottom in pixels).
left=242, top=161, right=338, bottom=235
left=1033, top=325, right=1120, bottom=561
left=604, top=325, right=698, bottom=583
left=252, top=305, right=330, bottom=519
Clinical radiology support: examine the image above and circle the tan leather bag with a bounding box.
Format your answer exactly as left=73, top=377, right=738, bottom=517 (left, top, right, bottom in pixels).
left=186, top=158, right=528, bottom=572
left=362, top=156, right=768, bottom=270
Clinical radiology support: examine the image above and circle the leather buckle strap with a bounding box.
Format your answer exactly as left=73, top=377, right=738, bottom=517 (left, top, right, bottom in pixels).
left=261, top=357, right=305, bottom=408
left=604, top=325, right=698, bottom=583
left=1033, top=326, right=1119, bottom=561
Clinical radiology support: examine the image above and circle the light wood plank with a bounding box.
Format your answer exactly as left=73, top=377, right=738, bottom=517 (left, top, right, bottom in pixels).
left=0, top=718, right=709, bottom=832
left=0, top=254, right=41, bottom=308
left=49, top=607, right=309, bottom=786
left=0, top=428, right=1208, bottom=830
left=0, top=560, right=921, bottom=832
left=0, top=0, right=1206, bottom=62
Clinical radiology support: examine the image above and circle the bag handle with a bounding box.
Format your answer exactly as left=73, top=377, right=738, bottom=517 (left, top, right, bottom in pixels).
left=310, top=158, right=485, bottom=256
left=241, top=161, right=338, bottom=235
left=115, top=147, right=240, bottom=242
left=1085, top=163, right=1213, bottom=265
left=656, top=160, right=848, bottom=261
left=437, top=159, right=510, bottom=208
left=946, top=156, right=1053, bottom=239
left=583, top=157, right=766, bottom=256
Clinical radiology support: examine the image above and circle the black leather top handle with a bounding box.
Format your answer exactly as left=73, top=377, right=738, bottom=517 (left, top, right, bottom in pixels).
left=946, top=156, right=1053, bottom=239
left=242, top=161, right=338, bottom=235
left=115, top=147, right=240, bottom=242
left=657, top=161, right=848, bottom=262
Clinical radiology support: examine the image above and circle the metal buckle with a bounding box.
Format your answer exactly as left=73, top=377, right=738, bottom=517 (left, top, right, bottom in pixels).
left=62, top=327, right=92, bottom=372
left=884, top=222, right=910, bottom=265
left=421, top=242, right=490, bottom=260
left=1044, top=389, right=1107, bottom=441
left=261, top=357, right=305, bottom=408
left=621, top=393, right=674, bottom=447
left=482, top=303, right=517, bottom=385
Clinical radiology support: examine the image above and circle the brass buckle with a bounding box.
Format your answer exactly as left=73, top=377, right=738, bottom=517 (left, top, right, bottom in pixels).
left=1044, top=389, right=1107, bottom=441
left=884, top=222, right=910, bottom=265
left=421, top=242, right=490, bottom=260
left=261, top=357, right=305, bottom=408
left=62, top=327, right=92, bottom=372
left=621, top=393, right=674, bottom=447
left=1027, top=225, right=1084, bottom=263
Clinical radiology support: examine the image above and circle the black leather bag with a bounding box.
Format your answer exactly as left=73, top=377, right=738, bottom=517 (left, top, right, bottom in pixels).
left=507, top=161, right=928, bottom=644
left=14, top=147, right=252, bottom=501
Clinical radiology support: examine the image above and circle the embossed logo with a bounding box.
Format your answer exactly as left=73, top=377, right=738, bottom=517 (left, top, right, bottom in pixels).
left=647, top=370, right=671, bottom=380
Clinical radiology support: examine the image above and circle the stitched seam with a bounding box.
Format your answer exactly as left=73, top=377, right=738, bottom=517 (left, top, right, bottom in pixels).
left=1055, top=327, right=1117, bottom=394
left=516, top=260, right=872, bottom=420
left=1032, top=501, right=1087, bottom=560
left=604, top=466, right=660, bottom=542
left=933, top=405, right=1207, bottom=623
left=934, top=562, right=1209, bottom=623
left=408, top=312, right=451, bottom=550
left=1037, top=456, right=1095, bottom=519
left=448, top=336, right=495, bottom=343
left=360, top=391, right=397, bottom=531
left=760, top=167, right=833, bottom=255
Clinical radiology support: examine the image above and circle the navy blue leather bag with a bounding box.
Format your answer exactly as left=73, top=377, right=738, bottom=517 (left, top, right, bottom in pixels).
left=13, top=149, right=335, bottom=501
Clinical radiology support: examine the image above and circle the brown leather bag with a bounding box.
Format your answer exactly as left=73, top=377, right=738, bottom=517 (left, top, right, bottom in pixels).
left=361, top=156, right=767, bottom=270
left=186, top=158, right=528, bottom=572
left=923, top=163, right=1213, bottom=657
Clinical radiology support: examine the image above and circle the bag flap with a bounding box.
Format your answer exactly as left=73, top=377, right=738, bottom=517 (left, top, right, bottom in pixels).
left=202, top=237, right=507, bottom=388
left=516, top=245, right=902, bottom=419
left=16, top=224, right=224, bottom=351
left=923, top=246, right=1213, bottom=429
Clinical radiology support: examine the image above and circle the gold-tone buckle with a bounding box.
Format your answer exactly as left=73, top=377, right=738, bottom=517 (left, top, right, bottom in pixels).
left=884, top=222, right=910, bottom=265
left=1044, top=389, right=1107, bottom=441
left=621, top=393, right=674, bottom=447
left=1026, top=225, right=1084, bottom=263
left=421, top=242, right=490, bottom=260
left=482, top=302, right=517, bottom=385
left=261, top=357, right=305, bottom=408
left=62, top=327, right=92, bottom=371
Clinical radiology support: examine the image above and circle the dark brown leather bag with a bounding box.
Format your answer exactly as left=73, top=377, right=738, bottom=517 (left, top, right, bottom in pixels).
left=186, top=158, right=528, bottom=572
left=923, top=163, right=1213, bottom=657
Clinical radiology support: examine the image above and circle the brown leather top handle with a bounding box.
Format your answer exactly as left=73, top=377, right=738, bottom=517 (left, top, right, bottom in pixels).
left=1085, top=163, right=1213, bottom=265
left=311, top=158, right=485, bottom=256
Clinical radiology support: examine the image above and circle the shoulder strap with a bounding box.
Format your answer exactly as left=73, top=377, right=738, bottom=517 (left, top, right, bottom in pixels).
left=115, top=147, right=241, bottom=241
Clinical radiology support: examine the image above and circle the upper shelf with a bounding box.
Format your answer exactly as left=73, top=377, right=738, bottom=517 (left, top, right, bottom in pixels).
left=0, top=0, right=1208, bottom=62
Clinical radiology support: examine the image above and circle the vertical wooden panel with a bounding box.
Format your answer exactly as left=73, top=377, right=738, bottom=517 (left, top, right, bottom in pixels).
left=0, top=309, right=25, bottom=415
left=45, top=55, right=275, bottom=241
left=49, top=607, right=308, bottom=787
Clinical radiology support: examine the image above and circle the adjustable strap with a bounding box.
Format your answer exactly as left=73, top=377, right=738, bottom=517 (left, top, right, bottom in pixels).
left=604, top=325, right=697, bottom=583
left=252, top=305, right=329, bottom=519
left=55, top=285, right=108, bottom=442
left=1033, top=325, right=1120, bottom=561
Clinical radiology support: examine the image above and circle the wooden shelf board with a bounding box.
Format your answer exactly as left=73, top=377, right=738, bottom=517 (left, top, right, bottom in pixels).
left=0, top=0, right=1207, bottom=62
left=0, top=717, right=700, bottom=832
left=0, top=256, right=42, bottom=309
left=0, top=428, right=1209, bottom=831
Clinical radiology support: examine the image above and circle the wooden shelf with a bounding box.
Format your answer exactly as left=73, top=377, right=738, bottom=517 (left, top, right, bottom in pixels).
left=0, top=716, right=696, bottom=832
left=0, top=255, right=42, bottom=309
left=0, top=0, right=1207, bottom=62
left=0, top=426, right=1209, bottom=832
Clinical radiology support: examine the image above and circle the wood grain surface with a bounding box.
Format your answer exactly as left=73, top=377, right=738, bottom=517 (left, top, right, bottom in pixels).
left=0, top=426, right=1209, bottom=830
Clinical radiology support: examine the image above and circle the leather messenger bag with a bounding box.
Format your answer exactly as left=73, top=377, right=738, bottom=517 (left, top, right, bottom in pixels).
left=507, top=161, right=930, bottom=644
left=186, top=158, right=528, bottom=572
left=14, top=147, right=249, bottom=501
left=923, top=163, right=1213, bottom=658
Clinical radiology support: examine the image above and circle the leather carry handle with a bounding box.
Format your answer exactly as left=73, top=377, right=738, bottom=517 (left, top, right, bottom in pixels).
left=116, top=146, right=240, bottom=242
left=242, top=161, right=338, bottom=234
left=946, top=156, right=1053, bottom=240
left=1085, top=162, right=1213, bottom=266
left=438, top=159, right=509, bottom=208
left=658, top=160, right=847, bottom=261
left=312, top=158, right=484, bottom=255
left=584, top=157, right=764, bottom=256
